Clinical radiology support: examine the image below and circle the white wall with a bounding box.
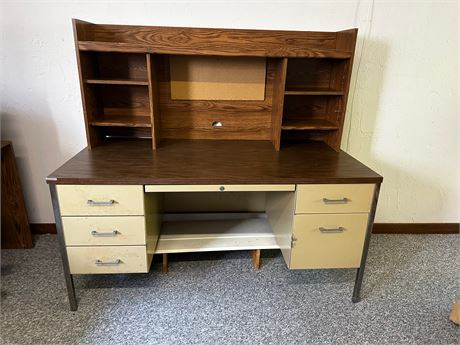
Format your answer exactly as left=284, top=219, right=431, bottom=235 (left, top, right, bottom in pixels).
left=1, top=0, right=458, bottom=223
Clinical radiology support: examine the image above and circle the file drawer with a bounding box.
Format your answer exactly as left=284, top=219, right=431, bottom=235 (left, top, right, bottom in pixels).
left=57, top=185, right=144, bottom=216
left=62, top=216, right=146, bottom=246
left=290, top=213, right=369, bottom=269
left=67, top=246, right=149, bottom=274
left=295, top=184, right=374, bottom=214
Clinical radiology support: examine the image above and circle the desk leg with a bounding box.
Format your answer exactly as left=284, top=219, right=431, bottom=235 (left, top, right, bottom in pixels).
left=162, top=254, right=168, bottom=273
left=251, top=249, right=261, bottom=270
left=49, top=184, right=77, bottom=311
left=352, top=183, right=380, bottom=303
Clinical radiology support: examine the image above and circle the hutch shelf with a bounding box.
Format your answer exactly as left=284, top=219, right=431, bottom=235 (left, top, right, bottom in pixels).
left=73, top=19, right=357, bottom=151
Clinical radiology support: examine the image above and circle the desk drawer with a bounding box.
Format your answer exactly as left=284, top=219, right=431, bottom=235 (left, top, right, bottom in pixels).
left=67, top=246, right=148, bottom=274
left=62, top=216, right=146, bottom=246
left=57, top=185, right=144, bottom=216
left=290, top=213, right=368, bottom=269
left=295, top=184, right=374, bottom=214
left=145, top=184, right=295, bottom=193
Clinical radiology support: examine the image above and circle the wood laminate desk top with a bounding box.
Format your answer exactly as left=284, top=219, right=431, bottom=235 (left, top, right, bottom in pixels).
left=47, top=140, right=382, bottom=185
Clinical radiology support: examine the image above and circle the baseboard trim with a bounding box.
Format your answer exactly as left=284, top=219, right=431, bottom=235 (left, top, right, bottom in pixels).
left=30, top=223, right=57, bottom=234
left=373, top=223, right=459, bottom=234
left=31, top=222, right=459, bottom=235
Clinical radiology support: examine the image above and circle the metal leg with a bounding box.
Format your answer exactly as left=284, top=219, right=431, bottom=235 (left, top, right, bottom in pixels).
left=65, top=274, right=77, bottom=311
left=49, top=184, right=78, bottom=311
left=352, top=183, right=381, bottom=303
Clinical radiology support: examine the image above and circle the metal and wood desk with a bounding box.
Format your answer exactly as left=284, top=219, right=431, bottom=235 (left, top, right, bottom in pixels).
left=47, top=20, right=383, bottom=310
left=47, top=139, right=382, bottom=311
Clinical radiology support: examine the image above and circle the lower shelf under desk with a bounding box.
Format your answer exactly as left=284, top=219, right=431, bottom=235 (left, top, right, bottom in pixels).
left=151, top=213, right=279, bottom=254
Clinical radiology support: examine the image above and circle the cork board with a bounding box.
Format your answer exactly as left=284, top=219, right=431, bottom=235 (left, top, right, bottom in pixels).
left=170, top=56, right=266, bottom=100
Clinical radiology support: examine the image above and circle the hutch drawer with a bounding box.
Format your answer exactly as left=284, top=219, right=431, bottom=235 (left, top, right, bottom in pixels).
left=62, top=216, right=146, bottom=246
left=66, top=245, right=149, bottom=274
left=145, top=184, right=295, bottom=193
left=57, top=185, right=144, bottom=216
left=295, top=184, right=374, bottom=214
left=290, top=213, right=369, bottom=269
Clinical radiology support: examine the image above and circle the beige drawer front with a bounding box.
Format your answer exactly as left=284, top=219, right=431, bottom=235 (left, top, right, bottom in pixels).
left=57, top=185, right=144, bottom=216
left=62, top=216, right=146, bottom=246
left=67, top=246, right=149, bottom=274
left=295, top=184, right=374, bottom=214
left=290, top=213, right=369, bottom=269
left=145, top=184, right=295, bottom=193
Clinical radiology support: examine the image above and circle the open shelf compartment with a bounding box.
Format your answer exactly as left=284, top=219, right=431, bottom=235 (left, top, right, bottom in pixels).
left=85, top=84, right=151, bottom=128
left=80, top=51, right=149, bottom=85
left=153, top=213, right=278, bottom=254
left=285, top=58, right=349, bottom=94
left=281, top=95, right=341, bottom=130
left=145, top=189, right=294, bottom=256
left=276, top=56, right=354, bottom=151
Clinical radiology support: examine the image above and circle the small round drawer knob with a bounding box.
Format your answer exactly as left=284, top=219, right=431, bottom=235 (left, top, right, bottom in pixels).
left=219, top=186, right=225, bottom=192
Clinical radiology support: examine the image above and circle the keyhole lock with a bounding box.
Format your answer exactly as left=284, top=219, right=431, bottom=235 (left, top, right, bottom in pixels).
left=219, top=186, right=225, bottom=192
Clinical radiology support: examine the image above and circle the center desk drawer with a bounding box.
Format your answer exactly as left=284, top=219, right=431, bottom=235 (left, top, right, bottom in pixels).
left=57, top=185, right=144, bottom=216
left=145, top=184, right=295, bottom=192
left=62, top=216, right=145, bottom=246
left=67, top=246, right=149, bottom=274
left=295, top=184, right=374, bottom=214
left=290, top=213, right=369, bottom=269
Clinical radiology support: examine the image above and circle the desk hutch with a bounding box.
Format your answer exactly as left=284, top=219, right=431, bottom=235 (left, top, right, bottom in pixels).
left=47, top=19, right=382, bottom=311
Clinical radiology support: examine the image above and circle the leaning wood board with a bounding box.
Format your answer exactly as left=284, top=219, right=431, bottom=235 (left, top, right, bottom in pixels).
left=1, top=141, right=32, bottom=249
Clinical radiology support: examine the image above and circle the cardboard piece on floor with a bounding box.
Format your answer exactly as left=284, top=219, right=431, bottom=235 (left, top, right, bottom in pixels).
left=450, top=300, right=460, bottom=325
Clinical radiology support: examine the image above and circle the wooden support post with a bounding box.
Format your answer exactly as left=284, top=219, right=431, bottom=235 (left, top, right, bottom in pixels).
left=251, top=249, right=261, bottom=270
left=162, top=254, right=168, bottom=273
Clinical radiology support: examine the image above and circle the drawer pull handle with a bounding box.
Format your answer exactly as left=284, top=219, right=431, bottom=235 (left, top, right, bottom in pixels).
left=91, top=230, right=119, bottom=237
left=319, top=226, right=345, bottom=233
left=322, top=197, right=348, bottom=204
left=86, top=199, right=115, bottom=206
left=95, top=259, right=121, bottom=266
left=87, top=199, right=116, bottom=206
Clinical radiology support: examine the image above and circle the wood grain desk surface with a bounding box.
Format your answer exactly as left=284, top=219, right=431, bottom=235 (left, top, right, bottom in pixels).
left=47, top=140, right=382, bottom=185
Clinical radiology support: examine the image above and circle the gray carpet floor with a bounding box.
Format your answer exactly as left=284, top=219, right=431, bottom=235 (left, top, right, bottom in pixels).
left=1, top=234, right=459, bottom=345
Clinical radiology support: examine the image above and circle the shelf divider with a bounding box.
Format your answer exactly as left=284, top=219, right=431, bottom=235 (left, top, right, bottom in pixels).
left=90, top=116, right=152, bottom=128
left=147, top=54, right=161, bottom=150
left=85, top=78, right=149, bottom=86
left=271, top=58, right=288, bottom=151
left=284, top=88, right=344, bottom=96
